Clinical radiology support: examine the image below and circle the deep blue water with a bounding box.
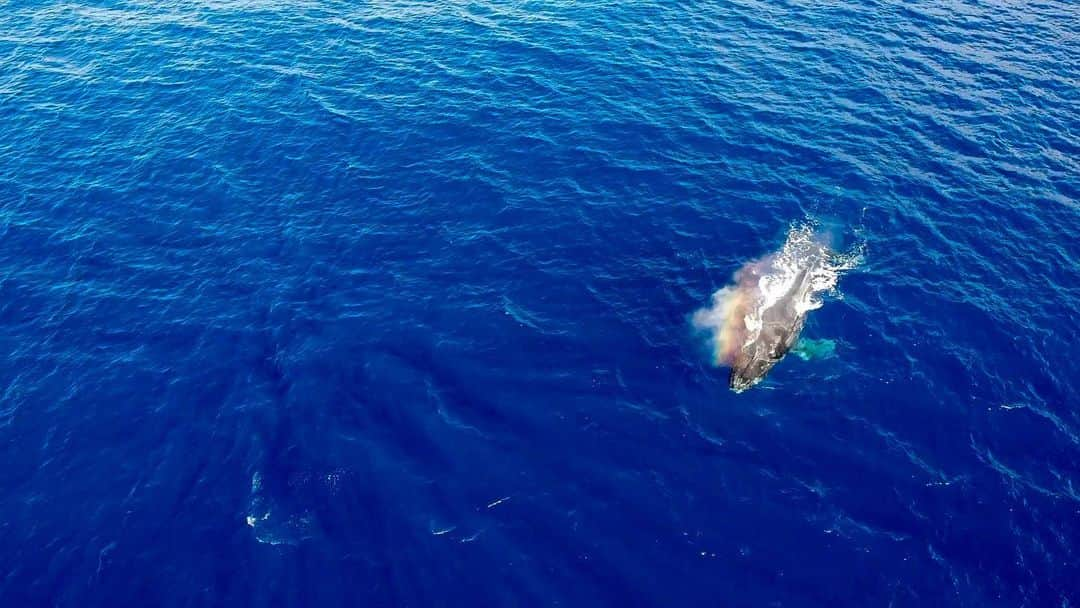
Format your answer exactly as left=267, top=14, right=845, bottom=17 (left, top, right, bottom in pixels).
left=1, top=0, right=1078, bottom=605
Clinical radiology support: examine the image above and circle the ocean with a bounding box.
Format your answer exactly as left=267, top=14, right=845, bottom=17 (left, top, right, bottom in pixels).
left=1, top=0, right=1077, bottom=605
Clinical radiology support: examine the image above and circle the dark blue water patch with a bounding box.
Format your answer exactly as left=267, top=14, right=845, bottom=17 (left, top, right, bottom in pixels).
left=1, top=0, right=1078, bottom=606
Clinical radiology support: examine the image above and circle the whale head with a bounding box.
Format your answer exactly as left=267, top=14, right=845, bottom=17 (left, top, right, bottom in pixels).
left=729, top=356, right=772, bottom=392
left=728, top=331, right=783, bottom=392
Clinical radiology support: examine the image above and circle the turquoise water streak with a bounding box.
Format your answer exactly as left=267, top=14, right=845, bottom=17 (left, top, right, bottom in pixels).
left=1, top=1, right=1077, bottom=606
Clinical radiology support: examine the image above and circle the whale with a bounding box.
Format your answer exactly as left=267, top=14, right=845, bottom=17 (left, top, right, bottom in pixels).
left=694, top=226, right=850, bottom=392
left=726, top=261, right=818, bottom=392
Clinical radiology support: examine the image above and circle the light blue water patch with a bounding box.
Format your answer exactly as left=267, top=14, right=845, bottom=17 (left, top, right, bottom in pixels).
left=792, top=338, right=838, bottom=361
